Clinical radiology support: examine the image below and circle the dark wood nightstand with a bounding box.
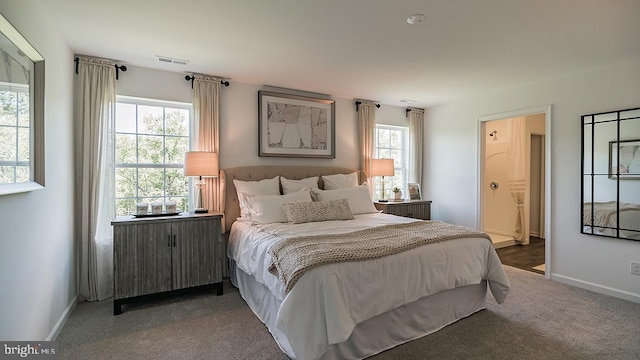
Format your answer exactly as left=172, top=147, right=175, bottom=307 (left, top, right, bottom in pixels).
left=374, top=200, right=432, bottom=220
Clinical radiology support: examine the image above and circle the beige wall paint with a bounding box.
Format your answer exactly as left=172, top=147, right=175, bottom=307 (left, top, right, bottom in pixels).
left=117, top=66, right=407, bottom=170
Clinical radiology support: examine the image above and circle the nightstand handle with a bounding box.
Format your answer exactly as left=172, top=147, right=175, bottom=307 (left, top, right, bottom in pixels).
left=173, top=234, right=176, bottom=247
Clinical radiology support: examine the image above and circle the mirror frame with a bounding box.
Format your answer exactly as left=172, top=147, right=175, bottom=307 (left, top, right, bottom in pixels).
left=0, top=12, right=45, bottom=195
left=581, top=106, right=640, bottom=241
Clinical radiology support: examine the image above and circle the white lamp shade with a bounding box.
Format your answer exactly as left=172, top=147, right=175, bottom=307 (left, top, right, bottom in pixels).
left=184, top=151, right=219, bottom=177
left=370, top=158, right=394, bottom=177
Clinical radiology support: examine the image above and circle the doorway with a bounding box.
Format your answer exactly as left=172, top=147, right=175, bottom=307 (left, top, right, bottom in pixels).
left=478, top=106, right=551, bottom=277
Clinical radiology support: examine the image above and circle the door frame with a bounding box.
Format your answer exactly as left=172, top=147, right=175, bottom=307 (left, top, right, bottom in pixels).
left=477, top=105, right=552, bottom=279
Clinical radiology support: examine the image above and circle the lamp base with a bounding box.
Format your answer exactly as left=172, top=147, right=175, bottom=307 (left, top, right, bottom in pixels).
left=377, top=199, right=389, bottom=203
left=194, top=208, right=208, bottom=213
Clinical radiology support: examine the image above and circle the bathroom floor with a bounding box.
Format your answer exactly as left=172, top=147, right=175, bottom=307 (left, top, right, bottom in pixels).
left=495, top=236, right=545, bottom=275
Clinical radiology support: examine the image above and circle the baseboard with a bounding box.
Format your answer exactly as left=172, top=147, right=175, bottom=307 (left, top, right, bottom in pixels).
left=551, top=274, right=640, bottom=304
left=47, top=295, right=78, bottom=341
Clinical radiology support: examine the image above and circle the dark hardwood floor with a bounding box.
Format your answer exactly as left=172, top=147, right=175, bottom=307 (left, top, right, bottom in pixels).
left=495, top=236, right=545, bottom=275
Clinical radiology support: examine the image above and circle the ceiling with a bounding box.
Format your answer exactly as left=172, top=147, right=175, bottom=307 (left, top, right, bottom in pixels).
left=35, top=0, right=640, bottom=107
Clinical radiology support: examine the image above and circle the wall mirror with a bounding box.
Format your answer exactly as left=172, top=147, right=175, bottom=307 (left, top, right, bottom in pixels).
left=581, top=107, right=640, bottom=241
left=0, top=12, right=44, bottom=195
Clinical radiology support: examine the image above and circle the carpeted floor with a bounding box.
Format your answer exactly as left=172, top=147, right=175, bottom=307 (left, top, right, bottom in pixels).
left=56, top=266, right=640, bottom=360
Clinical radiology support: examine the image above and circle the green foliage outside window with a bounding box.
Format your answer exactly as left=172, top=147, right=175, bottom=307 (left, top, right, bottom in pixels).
left=0, top=88, right=29, bottom=184
left=114, top=99, right=191, bottom=216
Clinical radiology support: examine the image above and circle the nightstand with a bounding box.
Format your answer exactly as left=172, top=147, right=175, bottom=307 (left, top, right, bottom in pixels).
left=111, top=212, right=224, bottom=315
left=375, top=200, right=432, bottom=220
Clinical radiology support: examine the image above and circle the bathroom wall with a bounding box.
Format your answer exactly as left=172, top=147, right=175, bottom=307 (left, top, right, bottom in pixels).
left=483, top=118, right=517, bottom=238
left=483, top=114, right=546, bottom=241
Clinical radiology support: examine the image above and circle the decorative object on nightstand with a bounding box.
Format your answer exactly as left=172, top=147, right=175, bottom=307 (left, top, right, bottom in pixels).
left=392, top=187, right=402, bottom=201
left=375, top=199, right=432, bottom=220
left=371, top=158, right=394, bottom=202
left=407, top=182, right=422, bottom=200
left=184, top=151, right=219, bottom=213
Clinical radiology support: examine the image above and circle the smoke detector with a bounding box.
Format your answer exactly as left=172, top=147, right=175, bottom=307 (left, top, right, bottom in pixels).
left=406, top=14, right=425, bottom=25
left=156, top=55, right=189, bottom=66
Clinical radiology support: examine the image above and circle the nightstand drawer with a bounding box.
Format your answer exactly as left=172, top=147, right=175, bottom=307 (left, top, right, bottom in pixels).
left=375, top=200, right=431, bottom=220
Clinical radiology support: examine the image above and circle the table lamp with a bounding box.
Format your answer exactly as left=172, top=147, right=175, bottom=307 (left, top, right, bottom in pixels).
left=371, top=158, right=394, bottom=202
left=184, top=151, right=219, bottom=213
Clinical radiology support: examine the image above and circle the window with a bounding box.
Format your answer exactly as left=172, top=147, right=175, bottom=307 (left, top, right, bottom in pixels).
left=114, top=97, right=192, bottom=216
left=0, top=84, right=29, bottom=184
left=374, top=125, right=409, bottom=200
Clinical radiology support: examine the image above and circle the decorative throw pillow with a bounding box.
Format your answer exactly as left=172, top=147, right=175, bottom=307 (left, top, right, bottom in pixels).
left=281, top=176, right=319, bottom=194
left=233, top=176, right=280, bottom=220
left=322, top=172, right=358, bottom=190
left=312, top=185, right=378, bottom=215
left=283, top=198, right=354, bottom=224
left=244, top=188, right=312, bottom=224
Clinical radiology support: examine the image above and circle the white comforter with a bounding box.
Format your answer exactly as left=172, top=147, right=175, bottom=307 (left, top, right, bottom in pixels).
left=228, top=213, right=510, bottom=360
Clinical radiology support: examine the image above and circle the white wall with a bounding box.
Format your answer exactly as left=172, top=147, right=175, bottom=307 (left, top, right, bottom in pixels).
left=0, top=1, right=76, bottom=339
left=426, top=56, right=640, bottom=302
left=117, top=65, right=407, bottom=170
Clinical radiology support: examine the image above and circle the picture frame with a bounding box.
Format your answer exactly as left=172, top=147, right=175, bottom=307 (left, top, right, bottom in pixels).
left=407, top=182, right=421, bottom=200
left=258, top=90, right=335, bottom=158
left=608, top=139, right=640, bottom=180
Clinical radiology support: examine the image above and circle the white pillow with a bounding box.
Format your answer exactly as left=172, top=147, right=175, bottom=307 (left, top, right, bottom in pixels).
left=322, top=172, right=358, bottom=190
left=233, top=176, right=280, bottom=219
left=245, top=189, right=312, bottom=224
left=312, top=185, right=378, bottom=215
left=281, top=176, right=319, bottom=194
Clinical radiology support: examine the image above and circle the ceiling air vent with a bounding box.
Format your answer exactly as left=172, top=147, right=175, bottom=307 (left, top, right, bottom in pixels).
left=156, top=55, right=189, bottom=66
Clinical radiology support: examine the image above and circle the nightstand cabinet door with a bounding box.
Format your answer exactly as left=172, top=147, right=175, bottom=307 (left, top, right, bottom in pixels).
left=172, top=217, right=222, bottom=290
left=113, top=222, right=172, bottom=299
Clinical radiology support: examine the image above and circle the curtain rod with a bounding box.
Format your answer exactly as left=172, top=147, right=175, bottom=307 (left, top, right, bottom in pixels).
left=185, top=75, right=230, bottom=89
left=405, top=107, right=425, bottom=117
left=355, top=100, right=381, bottom=112
left=74, top=57, right=127, bottom=80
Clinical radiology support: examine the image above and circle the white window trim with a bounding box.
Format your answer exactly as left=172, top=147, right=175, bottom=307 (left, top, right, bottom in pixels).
left=0, top=83, right=30, bottom=185
left=374, top=124, right=410, bottom=200
left=114, top=96, right=193, bottom=215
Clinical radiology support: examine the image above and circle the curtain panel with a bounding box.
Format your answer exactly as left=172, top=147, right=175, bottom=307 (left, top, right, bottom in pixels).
left=507, top=116, right=528, bottom=244
left=192, top=75, right=223, bottom=225
left=74, top=56, right=116, bottom=301
left=357, top=101, right=377, bottom=189
left=408, top=108, right=424, bottom=185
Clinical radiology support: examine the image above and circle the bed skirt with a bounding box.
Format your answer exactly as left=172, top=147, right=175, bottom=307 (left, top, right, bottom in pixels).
left=230, top=260, right=488, bottom=360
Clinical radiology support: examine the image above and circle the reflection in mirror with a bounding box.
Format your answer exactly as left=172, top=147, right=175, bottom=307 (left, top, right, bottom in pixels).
left=0, top=12, right=44, bottom=195
left=582, top=107, right=640, bottom=241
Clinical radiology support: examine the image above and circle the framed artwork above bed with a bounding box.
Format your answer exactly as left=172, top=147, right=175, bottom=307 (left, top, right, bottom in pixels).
left=258, top=90, right=335, bottom=158
left=608, top=139, right=640, bottom=180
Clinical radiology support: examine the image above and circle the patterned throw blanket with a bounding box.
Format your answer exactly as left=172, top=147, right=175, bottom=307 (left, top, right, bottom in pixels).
left=268, top=220, right=491, bottom=294
left=583, top=201, right=640, bottom=228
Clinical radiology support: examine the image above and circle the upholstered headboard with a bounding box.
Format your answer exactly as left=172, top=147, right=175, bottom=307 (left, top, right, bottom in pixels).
left=220, top=166, right=367, bottom=231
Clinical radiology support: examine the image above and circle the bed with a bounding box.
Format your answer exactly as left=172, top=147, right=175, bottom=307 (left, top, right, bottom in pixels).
left=221, top=166, right=510, bottom=360
left=582, top=201, right=640, bottom=240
